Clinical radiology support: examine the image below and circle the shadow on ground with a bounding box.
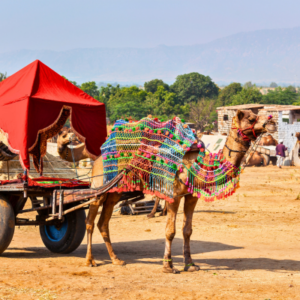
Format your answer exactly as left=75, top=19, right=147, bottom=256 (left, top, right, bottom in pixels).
left=4, top=238, right=300, bottom=272
left=5, top=238, right=238, bottom=261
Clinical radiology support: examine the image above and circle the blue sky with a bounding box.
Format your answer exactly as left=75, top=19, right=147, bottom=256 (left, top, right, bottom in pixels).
left=1, top=0, right=300, bottom=53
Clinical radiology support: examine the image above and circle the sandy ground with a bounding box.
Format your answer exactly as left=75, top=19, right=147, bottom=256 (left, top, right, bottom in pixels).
left=0, top=165, right=300, bottom=300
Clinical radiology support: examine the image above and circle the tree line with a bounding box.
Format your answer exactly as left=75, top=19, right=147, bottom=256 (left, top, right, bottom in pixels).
left=1, top=71, right=300, bottom=132
left=96, top=76, right=300, bottom=132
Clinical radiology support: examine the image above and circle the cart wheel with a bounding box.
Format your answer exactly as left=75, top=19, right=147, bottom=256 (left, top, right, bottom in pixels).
left=0, top=194, right=15, bottom=255
left=40, top=209, right=86, bottom=254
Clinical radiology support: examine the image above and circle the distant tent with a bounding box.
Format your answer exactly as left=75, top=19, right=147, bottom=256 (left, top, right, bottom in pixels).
left=0, top=60, right=107, bottom=171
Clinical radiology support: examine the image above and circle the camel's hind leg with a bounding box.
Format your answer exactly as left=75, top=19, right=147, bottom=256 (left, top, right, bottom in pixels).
left=160, top=201, right=167, bottom=216
left=183, top=194, right=200, bottom=272
left=162, top=197, right=181, bottom=274
left=147, top=196, right=160, bottom=218
left=85, top=194, right=107, bottom=267
left=97, top=192, right=125, bottom=265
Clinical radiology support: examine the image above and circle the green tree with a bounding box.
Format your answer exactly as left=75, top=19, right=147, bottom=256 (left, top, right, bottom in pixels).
left=244, top=81, right=253, bottom=89
left=62, top=76, right=80, bottom=87
left=80, top=81, right=99, bottom=98
left=218, top=82, right=242, bottom=106
left=170, top=72, right=219, bottom=105
left=263, top=87, right=299, bottom=105
left=286, top=85, right=297, bottom=93
left=0, top=72, right=7, bottom=82
left=231, top=87, right=263, bottom=105
left=145, top=86, right=185, bottom=120
left=109, top=97, right=151, bottom=122
left=98, top=84, right=121, bottom=105
left=107, top=86, right=149, bottom=122
left=189, top=98, right=218, bottom=132
left=144, top=79, right=169, bottom=93
left=270, top=82, right=278, bottom=88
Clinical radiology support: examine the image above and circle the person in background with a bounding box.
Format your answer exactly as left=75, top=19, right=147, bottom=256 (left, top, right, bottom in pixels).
left=276, top=139, right=287, bottom=168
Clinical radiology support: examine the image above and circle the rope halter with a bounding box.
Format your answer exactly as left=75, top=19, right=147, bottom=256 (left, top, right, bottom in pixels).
left=232, top=116, right=259, bottom=141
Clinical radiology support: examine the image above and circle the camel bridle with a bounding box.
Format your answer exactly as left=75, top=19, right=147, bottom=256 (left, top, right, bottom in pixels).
left=232, top=116, right=259, bottom=142
left=224, top=116, right=260, bottom=158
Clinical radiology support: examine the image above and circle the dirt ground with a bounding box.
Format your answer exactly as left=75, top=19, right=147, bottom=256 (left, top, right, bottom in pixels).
left=1, top=165, right=300, bottom=300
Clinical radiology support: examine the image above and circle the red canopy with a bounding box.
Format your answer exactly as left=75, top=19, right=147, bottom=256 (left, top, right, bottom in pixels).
left=0, top=60, right=107, bottom=171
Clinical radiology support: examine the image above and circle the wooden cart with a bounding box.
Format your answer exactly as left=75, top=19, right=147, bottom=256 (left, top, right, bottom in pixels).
left=0, top=60, right=139, bottom=256
left=0, top=172, right=144, bottom=255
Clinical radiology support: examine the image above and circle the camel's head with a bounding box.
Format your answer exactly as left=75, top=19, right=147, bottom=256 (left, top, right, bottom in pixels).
left=57, top=129, right=76, bottom=153
left=233, top=110, right=276, bottom=141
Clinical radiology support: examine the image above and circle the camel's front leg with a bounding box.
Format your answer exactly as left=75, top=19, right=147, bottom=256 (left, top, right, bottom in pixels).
left=183, top=194, right=200, bottom=272
left=162, top=198, right=181, bottom=274
left=97, top=193, right=125, bottom=265
left=85, top=196, right=105, bottom=267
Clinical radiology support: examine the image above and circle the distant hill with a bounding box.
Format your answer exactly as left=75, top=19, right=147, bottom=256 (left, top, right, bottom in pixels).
left=1, top=27, right=300, bottom=84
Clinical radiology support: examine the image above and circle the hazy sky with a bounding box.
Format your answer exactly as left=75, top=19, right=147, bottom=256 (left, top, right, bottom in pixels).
left=2, top=0, right=300, bottom=53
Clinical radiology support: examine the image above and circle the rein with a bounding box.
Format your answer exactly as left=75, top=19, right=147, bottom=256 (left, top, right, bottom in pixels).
left=241, top=133, right=266, bottom=170
left=224, top=143, right=246, bottom=158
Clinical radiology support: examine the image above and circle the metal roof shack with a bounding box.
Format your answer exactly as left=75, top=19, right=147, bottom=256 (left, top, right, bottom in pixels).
left=217, top=104, right=264, bottom=110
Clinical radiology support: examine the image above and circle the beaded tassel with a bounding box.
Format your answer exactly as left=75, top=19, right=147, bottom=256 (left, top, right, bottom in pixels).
left=101, top=117, right=196, bottom=202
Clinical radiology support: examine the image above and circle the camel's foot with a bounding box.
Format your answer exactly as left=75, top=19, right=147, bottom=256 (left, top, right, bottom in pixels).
left=147, top=213, right=155, bottom=219
left=112, top=258, right=126, bottom=266
left=162, top=266, right=180, bottom=274
left=86, top=259, right=97, bottom=267
left=184, top=263, right=200, bottom=272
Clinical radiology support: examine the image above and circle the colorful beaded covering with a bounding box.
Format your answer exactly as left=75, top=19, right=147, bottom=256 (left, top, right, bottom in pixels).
left=101, top=116, right=197, bottom=203
left=186, top=148, right=241, bottom=202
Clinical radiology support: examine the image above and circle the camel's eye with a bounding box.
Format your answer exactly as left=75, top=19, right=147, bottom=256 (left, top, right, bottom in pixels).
left=248, top=117, right=256, bottom=123
left=63, top=134, right=67, bottom=138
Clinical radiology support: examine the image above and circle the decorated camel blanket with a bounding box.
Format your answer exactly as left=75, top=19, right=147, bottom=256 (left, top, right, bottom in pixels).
left=102, top=117, right=240, bottom=203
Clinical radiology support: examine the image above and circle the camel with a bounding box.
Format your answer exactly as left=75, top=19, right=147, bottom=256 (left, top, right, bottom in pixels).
left=56, top=129, right=93, bottom=162
left=84, top=110, right=275, bottom=273
left=259, top=134, right=278, bottom=146
left=246, top=134, right=277, bottom=167
left=245, top=151, right=269, bottom=167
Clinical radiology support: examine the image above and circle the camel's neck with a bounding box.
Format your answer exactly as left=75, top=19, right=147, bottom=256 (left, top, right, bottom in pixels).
left=57, top=143, right=70, bottom=161
left=222, top=130, right=251, bottom=167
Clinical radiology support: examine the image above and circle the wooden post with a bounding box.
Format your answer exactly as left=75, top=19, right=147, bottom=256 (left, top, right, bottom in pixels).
left=58, top=191, right=64, bottom=220
left=24, top=169, right=28, bottom=198
left=6, top=161, right=9, bottom=180
left=52, top=190, right=57, bottom=216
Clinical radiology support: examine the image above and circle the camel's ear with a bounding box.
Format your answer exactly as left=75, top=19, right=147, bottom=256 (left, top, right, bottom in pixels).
left=236, top=110, right=244, bottom=121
